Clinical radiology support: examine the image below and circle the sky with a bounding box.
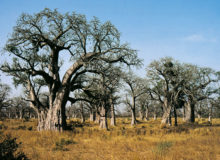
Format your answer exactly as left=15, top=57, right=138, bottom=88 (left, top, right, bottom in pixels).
left=0, top=0, right=220, bottom=96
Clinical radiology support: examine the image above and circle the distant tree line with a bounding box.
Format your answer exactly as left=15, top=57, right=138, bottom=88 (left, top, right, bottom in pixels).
left=0, top=8, right=219, bottom=131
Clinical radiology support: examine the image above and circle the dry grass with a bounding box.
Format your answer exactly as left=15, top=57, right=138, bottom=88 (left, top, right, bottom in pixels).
left=0, top=118, right=220, bottom=160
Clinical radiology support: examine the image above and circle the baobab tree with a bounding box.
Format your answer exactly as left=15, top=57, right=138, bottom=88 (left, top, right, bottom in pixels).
left=181, top=64, right=218, bottom=123
left=80, top=65, right=122, bottom=129
left=0, top=8, right=141, bottom=131
left=146, top=57, right=184, bottom=126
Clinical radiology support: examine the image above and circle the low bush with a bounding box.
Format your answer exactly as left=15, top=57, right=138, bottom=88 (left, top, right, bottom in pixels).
left=0, top=134, right=28, bottom=160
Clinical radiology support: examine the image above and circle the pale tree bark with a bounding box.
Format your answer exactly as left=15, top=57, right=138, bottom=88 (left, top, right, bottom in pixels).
left=208, top=103, right=212, bottom=123
left=44, top=92, right=68, bottom=131
left=145, top=107, right=149, bottom=121
left=139, top=111, right=144, bottom=121
left=89, top=108, right=95, bottom=122
left=27, top=78, right=48, bottom=131
left=37, top=110, right=47, bottom=131
left=182, top=105, right=186, bottom=121
left=161, top=99, right=172, bottom=126
left=208, top=113, right=212, bottom=123
left=197, top=113, right=201, bottom=120
left=95, top=110, right=100, bottom=124
left=19, top=110, right=23, bottom=119
left=99, top=104, right=108, bottom=130
left=153, top=113, right=157, bottom=120
left=80, top=103, right=85, bottom=123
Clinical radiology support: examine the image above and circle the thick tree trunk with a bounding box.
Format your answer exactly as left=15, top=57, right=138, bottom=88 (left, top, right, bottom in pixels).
left=37, top=110, right=47, bottom=131
left=153, top=112, right=157, bottom=120
left=95, top=111, right=100, bottom=124
left=197, top=113, right=201, bottom=120
left=19, top=111, right=23, bottom=119
left=89, top=109, right=95, bottom=122
left=145, top=107, right=149, bottom=121
left=139, top=111, right=144, bottom=121
left=99, top=105, right=108, bottom=130
left=161, top=99, right=172, bottom=126
left=44, top=90, right=67, bottom=131
left=81, top=113, right=85, bottom=123
left=208, top=114, right=212, bottom=122
left=185, top=101, right=195, bottom=123
left=110, top=102, right=116, bottom=126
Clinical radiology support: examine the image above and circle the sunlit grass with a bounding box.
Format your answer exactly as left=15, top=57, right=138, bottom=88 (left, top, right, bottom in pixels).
left=0, top=118, right=220, bottom=160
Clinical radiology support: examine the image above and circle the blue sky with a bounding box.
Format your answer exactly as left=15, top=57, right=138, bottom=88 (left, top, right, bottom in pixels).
left=0, top=0, right=220, bottom=95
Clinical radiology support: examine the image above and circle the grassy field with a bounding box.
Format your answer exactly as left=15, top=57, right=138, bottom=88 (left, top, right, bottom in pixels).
left=0, top=118, right=220, bottom=160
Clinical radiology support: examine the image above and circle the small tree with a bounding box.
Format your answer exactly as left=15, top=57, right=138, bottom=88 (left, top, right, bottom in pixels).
left=146, top=57, right=183, bottom=126
left=181, top=64, right=218, bottom=123
left=123, top=72, right=147, bottom=126
left=0, top=80, right=11, bottom=119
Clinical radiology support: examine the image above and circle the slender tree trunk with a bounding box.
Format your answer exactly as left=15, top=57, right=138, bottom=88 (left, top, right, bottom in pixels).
left=131, top=108, right=137, bottom=125
left=80, top=103, right=85, bottom=123
left=131, top=96, right=137, bottom=126
left=208, top=103, right=212, bottom=123
left=139, top=111, right=144, bottom=121
left=197, top=113, right=201, bottom=120
left=19, top=111, right=23, bottom=119
left=99, top=105, right=108, bottom=130
left=95, top=111, right=100, bottom=124
left=145, top=107, right=149, bottom=121
left=110, top=100, right=116, bottom=126
left=168, top=112, right=172, bottom=126
left=154, top=113, right=157, bottom=120
left=174, top=106, right=178, bottom=126
left=182, top=105, right=186, bottom=121
left=89, top=108, right=95, bottom=122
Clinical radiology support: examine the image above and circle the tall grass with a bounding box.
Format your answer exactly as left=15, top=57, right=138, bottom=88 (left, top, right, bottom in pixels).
left=0, top=118, right=219, bottom=160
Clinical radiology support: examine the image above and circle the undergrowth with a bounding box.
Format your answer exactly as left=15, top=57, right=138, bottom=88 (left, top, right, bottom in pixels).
left=0, top=118, right=219, bottom=160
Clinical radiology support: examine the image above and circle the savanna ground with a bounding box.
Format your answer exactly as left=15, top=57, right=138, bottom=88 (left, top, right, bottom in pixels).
left=0, top=118, right=220, bottom=160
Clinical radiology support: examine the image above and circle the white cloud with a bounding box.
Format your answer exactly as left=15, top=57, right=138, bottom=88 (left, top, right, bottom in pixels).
left=183, top=34, right=217, bottom=43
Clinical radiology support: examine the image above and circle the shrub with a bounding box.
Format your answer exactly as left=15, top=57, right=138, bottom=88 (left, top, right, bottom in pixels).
left=53, top=138, right=76, bottom=151
left=0, top=134, right=28, bottom=160
left=153, top=141, right=173, bottom=156
left=17, top=126, right=26, bottom=130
